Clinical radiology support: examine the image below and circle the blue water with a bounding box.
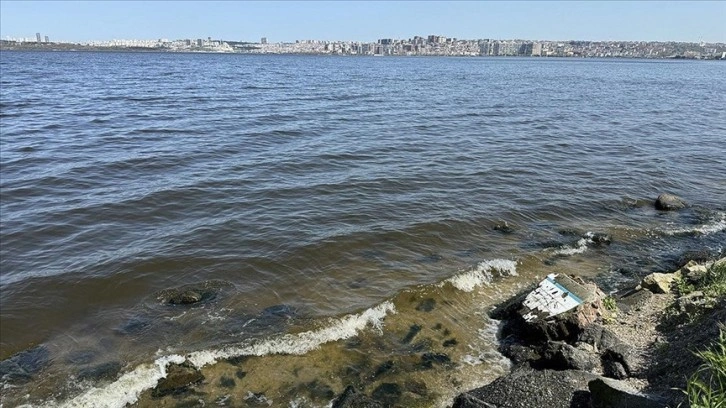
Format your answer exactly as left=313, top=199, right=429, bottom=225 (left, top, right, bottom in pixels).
left=1, top=52, right=725, bottom=407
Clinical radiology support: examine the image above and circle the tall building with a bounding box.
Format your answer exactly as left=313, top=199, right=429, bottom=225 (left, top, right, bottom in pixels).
left=44, top=35, right=49, bottom=43
left=261, top=37, right=267, bottom=44
left=36, top=32, right=41, bottom=43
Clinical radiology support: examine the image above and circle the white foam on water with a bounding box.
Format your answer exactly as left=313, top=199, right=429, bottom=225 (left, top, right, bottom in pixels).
left=662, top=214, right=726, bottom=236
left=441, top=259, right=518, bottom=292
left=56, top=354, right=185, bottom=408
left=187, top=300, right=396, bottom=367
left=49, top=302, right=395, bottom=408
left=551, top=232, right=593, bottom=256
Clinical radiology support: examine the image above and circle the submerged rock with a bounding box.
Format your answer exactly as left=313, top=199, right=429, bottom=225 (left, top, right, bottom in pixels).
left=332, top=386, right=383, bottom=408
left=152, top=363, right=204, bottom=397
left=77, top=361, right=123, bottom=382
left=655, top=193, right=687, bottom=211
left=156, top=280, right=231, bottom=306
left=168, top=290, right=202, bottom=305
left=0, top=345, right=50, bottom=384
left=371, top=383, right=403, bottom=406
left=494, top=220, right=515, bottom=233
left=415, top=298, right=436, bottom=312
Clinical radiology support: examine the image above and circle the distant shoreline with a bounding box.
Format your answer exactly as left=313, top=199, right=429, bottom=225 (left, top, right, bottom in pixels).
left=2, top=42, right=724, bottom=60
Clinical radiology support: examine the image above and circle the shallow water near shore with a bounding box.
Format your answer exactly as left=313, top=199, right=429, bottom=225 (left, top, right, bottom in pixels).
left=1, top=52, right=725, bottom=407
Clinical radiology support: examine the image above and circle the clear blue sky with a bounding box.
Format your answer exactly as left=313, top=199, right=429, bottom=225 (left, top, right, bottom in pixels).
left=1, top=1, right=724, bottom=43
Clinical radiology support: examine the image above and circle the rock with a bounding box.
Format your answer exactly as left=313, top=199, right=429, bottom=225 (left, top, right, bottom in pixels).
left=405, top=379, right=428, bottom=396
left=443, top=338, right=458, bottom=347
left=219, top=375, right=235, bottom=388
left=615, top=289, right=653, bottom=313
left=421, top=352, right=452, bottom=369
left=452, top=368, right=596, bottom=408
left=373, top=360, right=395, bottom=378
left=415, top=298, right=436, bottom=312
left=682, top=261, right=708, bottom=284
left=304, top=380, right=335, bottom=400
left=602, top=359, right=628, bottom=380
left=676, top=291, right=707, bottom=314
left=156, top=280, right=231, bottom=306
left=675, top=250, right=714, bottom=268
left=152, top=363, right=204, bottom=397
left=601, top=344, right=635, bottom=378
left=654, top=193, right=687, bottom=211
left=590, top=233, right=612, bottom=246
left=401, top=324, right=422, bottom=344
left=588, top=377, right=665, bottom=408
left=577, top=325, right=623, bottom=352
left=169, top=290, right=202, bottom=305
left=494, top=221, right=515, bottom=233
left=261, top=304, right=297, bottom=319
left=77, top=361, right=123, bottom=381
left=0, top=345, right=50, bottom=384
left=332, top=386, right=383, bottom=408
left=371, top=383, right=402, bottom=406
left=641, top=272, right=677, bottom=294
left=500, top=343, right=543, bottom=366
left=540, top=341, right=598, bottom=371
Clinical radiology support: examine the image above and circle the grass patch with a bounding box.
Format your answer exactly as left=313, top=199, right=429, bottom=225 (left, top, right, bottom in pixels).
left=683, top=325, right=726, bottom=408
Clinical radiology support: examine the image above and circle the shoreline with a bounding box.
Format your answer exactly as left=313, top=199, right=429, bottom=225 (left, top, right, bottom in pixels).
left=449, top=256, right=726, bottom=408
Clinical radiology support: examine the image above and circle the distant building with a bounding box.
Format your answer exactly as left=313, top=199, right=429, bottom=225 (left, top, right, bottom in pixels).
left=261, top=37, right=267, bottom=44
left=518, top=42, right=533, bottom=56
left=197, top=39, right=203, bottom=47
left=36, top=33, right=41, bottom=43
left=532, top=42, right=543, bottom=56
left=44, top=35, right=49, bottom=43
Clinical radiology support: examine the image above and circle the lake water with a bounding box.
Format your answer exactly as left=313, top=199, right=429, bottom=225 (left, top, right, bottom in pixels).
left=0, top=51, right=725, bottom=407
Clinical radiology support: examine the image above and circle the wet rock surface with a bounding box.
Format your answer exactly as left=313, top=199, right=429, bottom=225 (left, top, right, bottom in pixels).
left=453, top=256, right=724, bottom=408
left=152, top=362, right=205, bottom=398
left=654, top=193, right=687, bottom=211
left=452, top=368, right=596, bottom=408
left=155, top=280, right=231, bottom=306
left=332, top=385, right=384, bottom=408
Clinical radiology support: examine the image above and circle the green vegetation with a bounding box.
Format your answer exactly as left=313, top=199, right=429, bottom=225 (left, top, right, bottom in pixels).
left=602, top=296, right=617, bottom=312
left=677, top=261, right=726, bottom=298
left=684, top=325, right=726, bottom=408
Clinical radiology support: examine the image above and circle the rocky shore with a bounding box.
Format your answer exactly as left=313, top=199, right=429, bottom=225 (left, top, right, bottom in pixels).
left=450, top=256, right=725, bottom=408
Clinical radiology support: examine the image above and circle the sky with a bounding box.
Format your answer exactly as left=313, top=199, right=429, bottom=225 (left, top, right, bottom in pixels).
left=1, top=1, right=724, bottom=44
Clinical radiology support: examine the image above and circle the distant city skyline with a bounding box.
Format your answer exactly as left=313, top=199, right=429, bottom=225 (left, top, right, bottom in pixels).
left=1, top=1, right=725, bottom=44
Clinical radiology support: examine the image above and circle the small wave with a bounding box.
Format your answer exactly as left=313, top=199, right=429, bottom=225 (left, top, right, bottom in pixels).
left=55, top=354, right=185, bottom=408
left=661, top=214, right=726, bottom=236
left=441, top=259, right=518, bottom=292
left=53, top=301, right=396, bottom=408
left=551, top=234, right=593, bottom=256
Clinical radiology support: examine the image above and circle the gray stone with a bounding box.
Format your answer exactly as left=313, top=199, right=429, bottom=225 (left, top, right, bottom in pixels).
left=682, top=261, right=708, bottom=284
left=453, top=368, right=596, bottom=408
left=589, top=377, right=665, bottom=408
left=654, top=193, right=687, bottom=211
left=541, top=341, right=598, bottom=371
left=616, top=289, right=653, bottom=313
left=641, top=273, right=677, bottom=294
